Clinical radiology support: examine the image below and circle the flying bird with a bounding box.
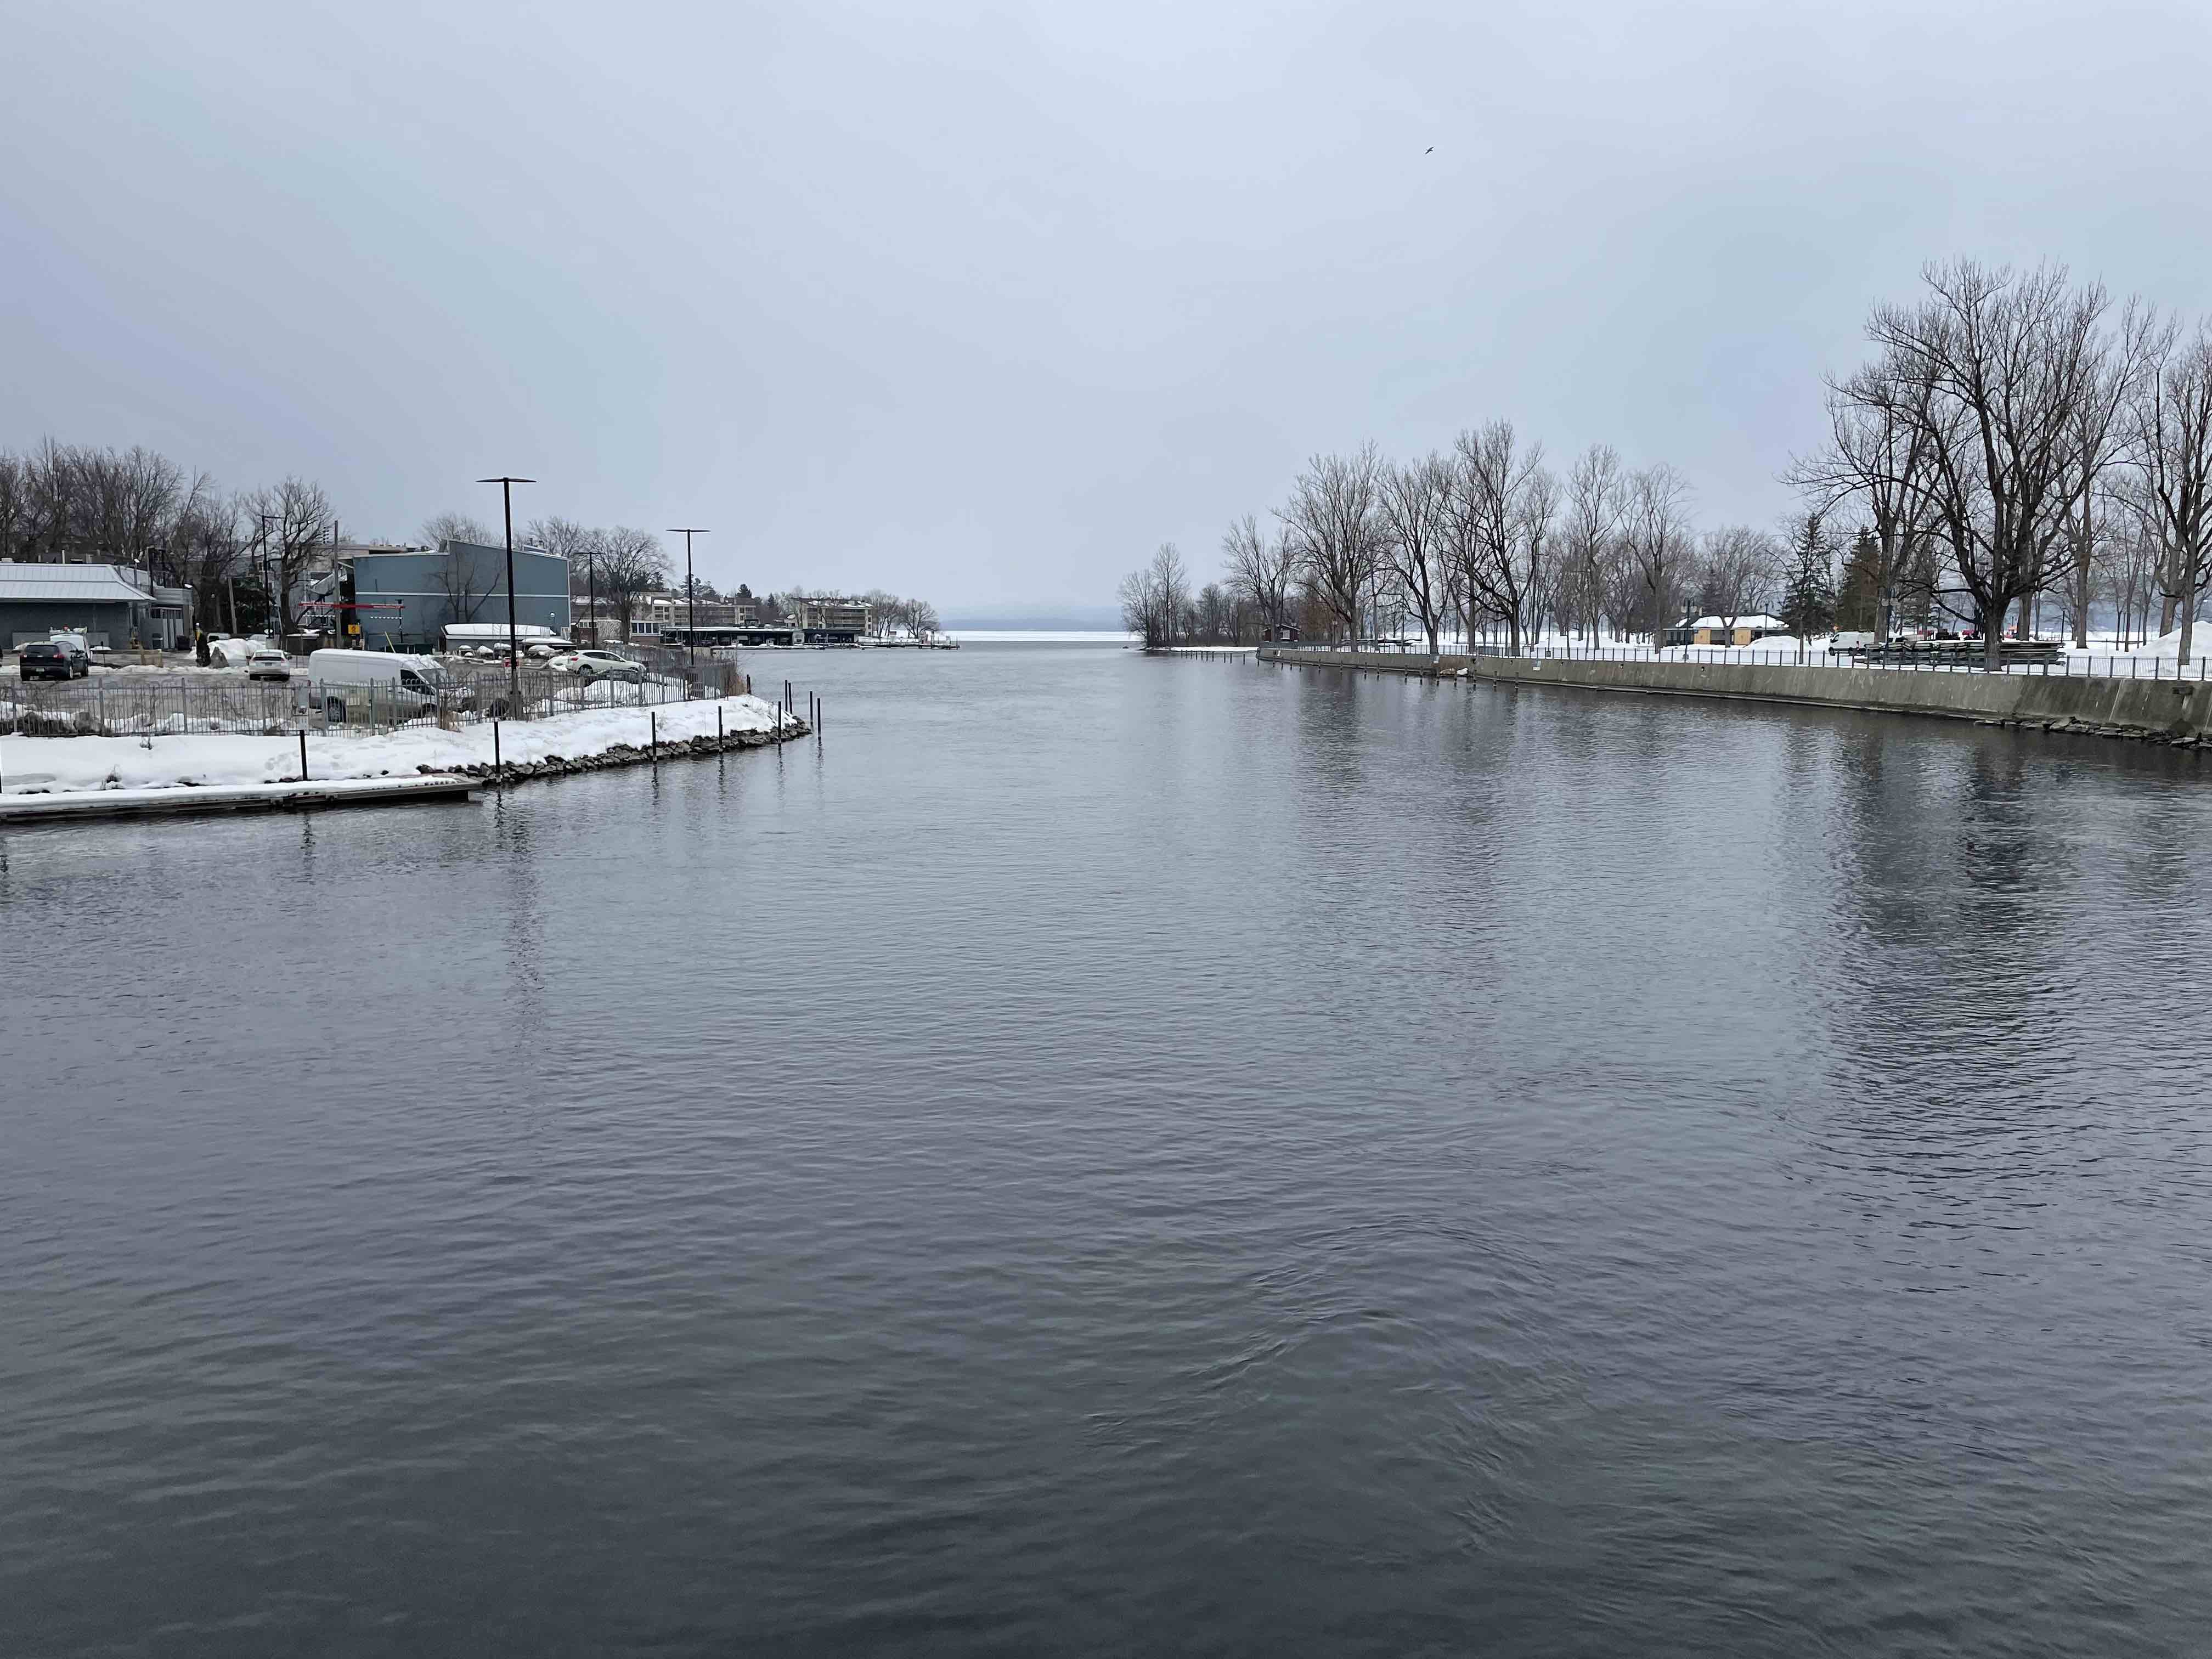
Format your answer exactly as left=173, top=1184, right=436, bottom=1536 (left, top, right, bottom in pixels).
left=1425, top=146, right=1434, bottom=154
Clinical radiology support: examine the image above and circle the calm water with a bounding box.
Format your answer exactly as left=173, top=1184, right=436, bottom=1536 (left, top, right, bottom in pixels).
left=5, top=639, right=2210, bottom=1656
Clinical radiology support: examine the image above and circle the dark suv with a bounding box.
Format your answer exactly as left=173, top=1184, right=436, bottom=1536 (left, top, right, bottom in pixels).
left=19, top=641, right=89, bottom=681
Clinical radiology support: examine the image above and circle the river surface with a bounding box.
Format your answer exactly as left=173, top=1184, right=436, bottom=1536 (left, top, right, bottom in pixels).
left=5, top=638, right=2210, bottom=1657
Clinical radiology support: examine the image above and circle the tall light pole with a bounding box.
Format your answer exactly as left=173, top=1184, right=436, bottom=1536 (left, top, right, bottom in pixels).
left=479, top=476, right=534, bottom=703
left=668, top=528, right=708, bottom=667
left=586, top=542, right=599, bottom=647
left=257, top=511, right=278, bottom=639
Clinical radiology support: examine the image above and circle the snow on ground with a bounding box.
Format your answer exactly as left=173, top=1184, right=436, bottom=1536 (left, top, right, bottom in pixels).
left=0, top=776, right=475, bottom=819
left=1649, top=637, right=1814, bottom=662
left=95, top=659, right=253, bottom=678
left=0, top=695, right=791, bottom=796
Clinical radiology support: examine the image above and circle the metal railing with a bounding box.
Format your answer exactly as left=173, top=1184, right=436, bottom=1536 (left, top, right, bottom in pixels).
left=1, top=658, right=754, bottom=738
left=1531, top=643, right=2210, bottom=679
left=1275, top=641, right=2212, bottom=680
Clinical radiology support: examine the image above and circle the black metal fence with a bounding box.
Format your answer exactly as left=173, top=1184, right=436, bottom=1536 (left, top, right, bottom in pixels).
left=1532, top=643, right=2210, bottom=678
left=1289, top=640, right=2212, bottom=680
left=0, top=659, right=753, bottom=738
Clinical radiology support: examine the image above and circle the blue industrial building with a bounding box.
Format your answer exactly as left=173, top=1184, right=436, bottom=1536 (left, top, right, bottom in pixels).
left=321, top=541, right=571, bottom=651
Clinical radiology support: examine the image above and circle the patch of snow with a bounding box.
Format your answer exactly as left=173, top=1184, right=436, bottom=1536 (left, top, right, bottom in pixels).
left=0, top=694, right=792, bottom=797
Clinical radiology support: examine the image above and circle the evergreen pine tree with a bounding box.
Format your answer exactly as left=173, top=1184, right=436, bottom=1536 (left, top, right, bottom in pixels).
left=1779, top=513, right=1837, bottom=640
left=1837, top=528, right=1882, bottom=632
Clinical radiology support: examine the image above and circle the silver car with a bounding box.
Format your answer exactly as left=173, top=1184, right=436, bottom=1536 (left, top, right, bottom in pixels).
left=549, top=648, right=647, bottom=684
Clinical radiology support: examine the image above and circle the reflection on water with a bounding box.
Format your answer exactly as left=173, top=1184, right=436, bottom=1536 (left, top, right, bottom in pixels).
left=3, top=641, right=2209, bottom=1657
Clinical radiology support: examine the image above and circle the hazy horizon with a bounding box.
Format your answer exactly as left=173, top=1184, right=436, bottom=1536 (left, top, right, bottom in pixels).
left=7, top=1, right=2211, bottom=608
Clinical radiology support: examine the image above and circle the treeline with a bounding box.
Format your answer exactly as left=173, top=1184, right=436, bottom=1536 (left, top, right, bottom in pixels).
left=0, top=440, right=337, bottom=634
left=0, top=447, right=938, bottom=646
left=1118, top=546, right=1274, bottom=647
left=857, top=590, right=941, bottom=640
left=1125, top=259, right=2212, bottom=665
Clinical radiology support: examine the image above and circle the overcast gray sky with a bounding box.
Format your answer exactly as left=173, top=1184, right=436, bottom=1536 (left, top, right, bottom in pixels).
left=5, top=1, right=2210, bottom=607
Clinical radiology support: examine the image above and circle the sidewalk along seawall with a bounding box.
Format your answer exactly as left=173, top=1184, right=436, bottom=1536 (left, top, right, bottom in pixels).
left=1252, top=646, right=2212, bottom=748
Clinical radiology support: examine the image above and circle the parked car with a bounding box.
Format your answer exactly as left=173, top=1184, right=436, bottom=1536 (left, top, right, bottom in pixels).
left=19, top=640, right=89, bottom=680
left=307, top=648, right=459, bottom=723
left=207, top=635, right=278, bottom=669
left=246, top=649, right=291, bottom=681
left=548, top=648, right=647, bottom=684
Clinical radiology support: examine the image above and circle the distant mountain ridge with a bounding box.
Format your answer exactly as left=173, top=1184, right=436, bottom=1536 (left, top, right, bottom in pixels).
left=941, top=604, right=1124, bottom=631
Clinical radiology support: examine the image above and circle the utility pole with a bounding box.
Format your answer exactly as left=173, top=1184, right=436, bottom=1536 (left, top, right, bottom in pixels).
left=586, top=541, right=599, bottom=646
left=668, top=528, right=708, bottom=667
left=257, top=511, right=278, bottom=640
left=479, top=477, right=534, bottom=703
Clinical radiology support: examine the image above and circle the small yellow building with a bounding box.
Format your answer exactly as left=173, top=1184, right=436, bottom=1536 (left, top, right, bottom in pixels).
left=1688, top=612, right=1791, bottom=646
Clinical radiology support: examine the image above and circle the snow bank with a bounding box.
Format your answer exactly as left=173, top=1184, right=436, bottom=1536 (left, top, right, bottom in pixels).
left=0, top=695, right=792, bottom=797
left=1649, top=638, right=1816, bottom=662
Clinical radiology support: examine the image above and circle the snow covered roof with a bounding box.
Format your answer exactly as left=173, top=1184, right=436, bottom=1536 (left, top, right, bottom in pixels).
left=443, top=622, right=562, bottom=641
left=1687, top=613, right=1790, bottom=630
left=0, top=562, right=153, bottom=603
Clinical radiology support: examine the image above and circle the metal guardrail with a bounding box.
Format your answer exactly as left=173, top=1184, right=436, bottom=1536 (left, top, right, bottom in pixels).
left=1271, top=641, right=2211, bottom=679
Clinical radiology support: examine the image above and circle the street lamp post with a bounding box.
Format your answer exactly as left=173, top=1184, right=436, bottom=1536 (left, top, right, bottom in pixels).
left=479, top=476, right=534, bottom=704
left=258, top=512, right=278, bottom=639
left=668, top=528, right=708, bottom=667
left=584, top=540, right=599, bottom=647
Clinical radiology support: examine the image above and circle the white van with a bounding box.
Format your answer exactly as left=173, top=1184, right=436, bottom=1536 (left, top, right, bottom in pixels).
left=307, top=649, right=455, bottom=724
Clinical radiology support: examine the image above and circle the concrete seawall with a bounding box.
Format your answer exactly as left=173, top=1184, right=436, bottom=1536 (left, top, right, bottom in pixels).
left=1254, top=646, right=2212, bottom=749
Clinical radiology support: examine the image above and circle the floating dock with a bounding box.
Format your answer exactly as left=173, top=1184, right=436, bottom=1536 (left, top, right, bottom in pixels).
left=0, top=775, right=479, bottom=825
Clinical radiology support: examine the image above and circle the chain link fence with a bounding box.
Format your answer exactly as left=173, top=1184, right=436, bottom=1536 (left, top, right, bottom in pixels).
left=1, top=657, right=750, bottom=738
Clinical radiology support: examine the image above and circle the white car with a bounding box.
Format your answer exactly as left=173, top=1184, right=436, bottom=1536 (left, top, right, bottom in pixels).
left=548, top=649, right=646, bottom=684
left=246, top=649, right=291, bottom=681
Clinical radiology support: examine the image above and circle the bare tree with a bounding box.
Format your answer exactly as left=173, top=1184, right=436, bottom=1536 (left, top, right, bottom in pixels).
left=1117, top=544, right=1187, bottom=647
left=860, top=589, right=901, bottom=639
left=81, top=447, right=190, bottom=564
left=429, top=542, right=499, bottom=625
left=1448, top=427, right=1563, bottom=656
left=421, top=510, right=495, bottom=547
left=167, top=492, right=245, bottom=615
left=2096, top=517, right=2162, bottom=646
left=528, top=516, right=599, bottom=640
left=0, top=453, right=27, bottom=560
left=1863, top=260, right=2127, bottom=668
left=2053, top=307, right=2157, bottom=645
left=1152, top=543, right=1189, bottom=646
left=1116, top=569, right=1157, bottom=644
left=21, top=437, right=75, bottom=555
left=240, top=476, right=335, bottom=637
left=1696, top=525, right=1780, bottom=634
left=528, top=516, right=594, bottom=566
left=1560, top=444, right=1624, bottom=641
left=1374, top=455, right=1454, bottom=653
left=1280, top=445, right=1382, bottom=643
left=593, top=527, right=669, bottom=642
left=2123, top=321, right=2212, bottom=664
left=1222, top=513, right=1300, bottom=635
left=1, top=441, right=195, bottom=565
left=1788, top=369, right=1938, bottom=642
left=1623, top=463, right=1695, bottom=639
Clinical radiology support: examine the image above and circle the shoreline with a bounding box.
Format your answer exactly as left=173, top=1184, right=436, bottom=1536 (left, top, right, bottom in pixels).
left=1255, top=646, right=2212, bottom=753
left=0, top=694, right=811, bottom=815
